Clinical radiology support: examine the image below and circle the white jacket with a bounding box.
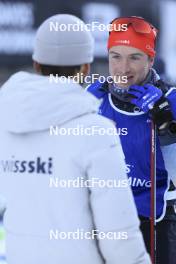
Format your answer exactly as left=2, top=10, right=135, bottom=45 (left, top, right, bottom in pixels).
left=0, top=72, right=150, bottom=264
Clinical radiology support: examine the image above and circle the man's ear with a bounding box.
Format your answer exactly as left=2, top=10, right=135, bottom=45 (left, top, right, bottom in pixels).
left=80, top=64, right=90, bottom=77
left=33, top=61, right=42, bottom=74
left=75, top=64, right=90, bottom=85
left=149, top=56, right=154, bottom=68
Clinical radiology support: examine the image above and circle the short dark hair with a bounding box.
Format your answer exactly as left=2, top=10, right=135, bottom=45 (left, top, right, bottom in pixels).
left=39, top=64, right=81, bottom=77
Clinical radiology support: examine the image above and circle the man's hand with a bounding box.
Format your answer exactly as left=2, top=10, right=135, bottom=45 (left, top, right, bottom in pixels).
left=128, top=84, right=163, bottom=112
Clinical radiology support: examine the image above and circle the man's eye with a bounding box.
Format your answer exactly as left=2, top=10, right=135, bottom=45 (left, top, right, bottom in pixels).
left=130, top=56, right=140, bottom=60
left=112, top=56, right=120, bottom=59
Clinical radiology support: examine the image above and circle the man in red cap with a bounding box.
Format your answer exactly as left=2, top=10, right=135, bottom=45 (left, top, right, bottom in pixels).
left=87, top=16, right=176, bottom=263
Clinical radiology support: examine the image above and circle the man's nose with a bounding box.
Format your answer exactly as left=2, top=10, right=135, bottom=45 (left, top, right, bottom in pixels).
left=119, top=59, right=130, bottom=75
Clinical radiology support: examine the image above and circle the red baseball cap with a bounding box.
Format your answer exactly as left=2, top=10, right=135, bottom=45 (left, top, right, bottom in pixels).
left=108, top=16, right=158, bottom=57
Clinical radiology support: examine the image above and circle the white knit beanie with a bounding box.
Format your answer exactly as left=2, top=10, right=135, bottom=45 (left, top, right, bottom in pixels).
left=32, top=14, right=94, bottom=66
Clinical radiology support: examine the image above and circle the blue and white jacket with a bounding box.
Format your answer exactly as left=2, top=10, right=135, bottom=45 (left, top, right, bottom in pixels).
left=87, top=71, right=176, bottom=221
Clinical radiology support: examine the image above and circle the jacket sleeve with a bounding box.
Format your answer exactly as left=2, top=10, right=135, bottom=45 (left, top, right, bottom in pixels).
left=165, top=87, right=176, bottom=120
left=83, top=125, right=151, bottom=264
left=161, top=143, right=176, bottom=187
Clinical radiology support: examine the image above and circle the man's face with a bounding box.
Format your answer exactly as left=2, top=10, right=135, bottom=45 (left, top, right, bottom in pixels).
left=109, top=45, right=154, bottom=88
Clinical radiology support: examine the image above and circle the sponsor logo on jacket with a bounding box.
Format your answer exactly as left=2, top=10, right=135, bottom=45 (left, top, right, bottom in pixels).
left=125, top=164, right=151, bottom=188
left=0, top=156, right=53, bottom=174
left=128, top=177, right=151, bottom=188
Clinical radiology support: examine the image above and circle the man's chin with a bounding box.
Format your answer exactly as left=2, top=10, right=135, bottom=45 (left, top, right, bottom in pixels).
left=120, top=78, right=139, bottom=88
left=113, top=76, right=138, bottom=88
left=116, top=82, right=132, bottom=89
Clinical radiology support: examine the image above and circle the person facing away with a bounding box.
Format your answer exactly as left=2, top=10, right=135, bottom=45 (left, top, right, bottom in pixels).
left=0, top=14, right=150, bottom=264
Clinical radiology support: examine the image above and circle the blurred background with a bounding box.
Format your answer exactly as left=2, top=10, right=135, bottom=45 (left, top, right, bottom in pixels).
left=0, top=0, right=176, bottom=262
left=0, top=0, right=176, bottom=86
